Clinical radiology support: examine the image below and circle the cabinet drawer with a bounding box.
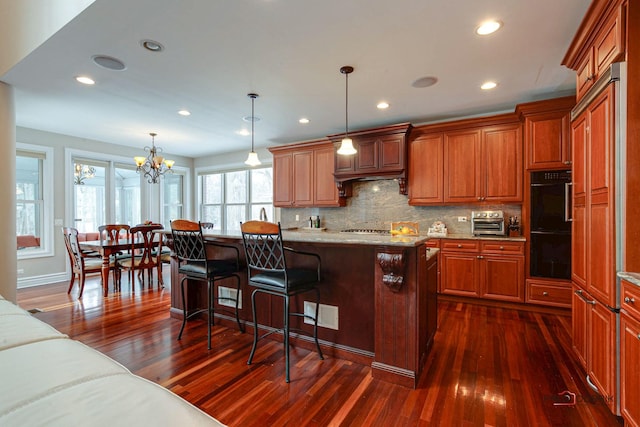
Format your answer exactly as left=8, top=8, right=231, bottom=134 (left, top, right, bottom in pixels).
left=441, top=239, right=479, bottom=252
left=480, top=240, right=524, bottom=255
left=425, top=239, right=440, bottom=248
left=527, top=282, right=572, bottom=308
left=621, top=280, right=640, bottom=321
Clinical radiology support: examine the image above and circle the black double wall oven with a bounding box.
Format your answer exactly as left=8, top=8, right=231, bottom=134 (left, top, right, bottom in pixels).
left=529, top=170, right=572, bottom=280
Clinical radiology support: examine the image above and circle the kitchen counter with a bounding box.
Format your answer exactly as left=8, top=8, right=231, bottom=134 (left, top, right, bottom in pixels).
left=166, top=229, right=437, bottom=388
left=618, top=271, right=640, bottom=287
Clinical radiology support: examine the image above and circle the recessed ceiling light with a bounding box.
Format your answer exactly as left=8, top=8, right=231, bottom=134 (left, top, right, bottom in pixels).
left=481, top=81, right=498, bottom=90
left=411, top=76, right=438, bottom=88
left=476, top=20, right=502, bottom=36
left=236, top=129, right=251, bottom=136
left=299, top=118, right=310, bottom=124
left=141, top=39, right=164, bottom=52
left=75, top=76, right=95, bottom=85
left=92, top=55, right=126, bottom=71
left=178, top=110, right=191, bottom=116
left=377, top=102, right=390, bottom=109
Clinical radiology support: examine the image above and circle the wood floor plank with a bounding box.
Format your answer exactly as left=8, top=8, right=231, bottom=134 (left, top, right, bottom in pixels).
left=16, top=276, right=623, bottom=427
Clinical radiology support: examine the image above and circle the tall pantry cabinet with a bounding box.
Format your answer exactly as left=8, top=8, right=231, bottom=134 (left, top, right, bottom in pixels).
left=563, top=0, right=631, bottom=417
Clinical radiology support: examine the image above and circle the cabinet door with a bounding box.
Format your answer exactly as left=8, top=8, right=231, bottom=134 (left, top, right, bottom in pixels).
left=440, top=252, right=479, bottom=297
left=444, top=129, right=480, bottom=203
left=379, top=134, right=404, bottom=172
left=480, top=255, right=524, bottom=302
left=273, top=152, right=293, bottom=207
left=293, top=151, right=313, bottom=206
left=356, top=138, right=378, bottom=172
left=621, top=314, right=640, bottom=427
left=526, top=112, right=571, bottom=169
left=587, top=86, right=615, bottom=306
left=571, top=111, right=587, bottom=198
left=313, top=145, right=340, bottom=206
left=576, top=52, right=595, bottom=102
left=572, top=285, right=589, bottom=369
left=588, top=300, right=616, bottom=412
left=594, top=10, right=624, bottom=77
left=482, top=124, right=523, bottom=202
left=408, top=134, right=443, bottom=205
left=572, top=111, right=587, bottom=288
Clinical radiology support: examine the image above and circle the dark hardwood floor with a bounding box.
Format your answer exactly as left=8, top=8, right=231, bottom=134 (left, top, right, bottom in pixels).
left=17, top=274, right=623, bottom=426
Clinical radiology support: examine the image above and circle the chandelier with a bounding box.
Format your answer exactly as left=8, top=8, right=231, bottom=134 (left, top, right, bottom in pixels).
left=134, top=132, right=175, bottom=183
left=74, top=163, right=96, bottom=185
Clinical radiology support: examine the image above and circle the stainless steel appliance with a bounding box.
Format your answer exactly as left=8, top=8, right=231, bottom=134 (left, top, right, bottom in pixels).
left=471, top=210, right=505, bottom=236
left=529, top=170, right=572, bottom=279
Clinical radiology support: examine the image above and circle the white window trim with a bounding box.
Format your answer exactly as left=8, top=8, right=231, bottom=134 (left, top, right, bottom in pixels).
left=17, top=142, right=54, bottom=260
left=160, top=165, right=191, bottom=225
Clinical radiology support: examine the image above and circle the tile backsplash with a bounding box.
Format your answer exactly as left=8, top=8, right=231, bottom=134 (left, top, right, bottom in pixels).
left=279, top=179, right=522, bottom=234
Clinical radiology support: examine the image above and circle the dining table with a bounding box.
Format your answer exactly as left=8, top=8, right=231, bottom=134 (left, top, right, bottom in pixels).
left=80, top=236, right=163, bottom=296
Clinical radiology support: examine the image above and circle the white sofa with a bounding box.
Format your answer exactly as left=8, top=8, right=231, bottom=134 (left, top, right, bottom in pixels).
left=0, top=294, right=225, bottom=427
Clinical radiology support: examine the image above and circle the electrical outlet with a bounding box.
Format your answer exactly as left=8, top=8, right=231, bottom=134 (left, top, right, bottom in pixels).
left=295, top=214, right=300, bottom=221
left=458, top=216, right=468, bottom=222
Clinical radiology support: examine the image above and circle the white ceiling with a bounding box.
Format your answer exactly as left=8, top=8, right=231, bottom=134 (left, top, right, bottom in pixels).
left=2, top=0, right=590, bottom=158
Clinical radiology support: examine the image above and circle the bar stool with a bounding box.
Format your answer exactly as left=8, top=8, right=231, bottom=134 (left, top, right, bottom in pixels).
left=240, top=220, right=324, bottom=382
left=171, top=219, right=244, bottom=350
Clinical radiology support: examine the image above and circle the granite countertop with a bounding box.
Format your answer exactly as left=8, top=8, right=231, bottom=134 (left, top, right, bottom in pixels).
left=196, top=229, right=524, bottom=247
left=618, top=272, right=640, bottom=287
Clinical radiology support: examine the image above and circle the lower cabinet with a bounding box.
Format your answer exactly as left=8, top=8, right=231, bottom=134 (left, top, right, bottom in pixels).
left=526, top=278, right=572, bottom=308
left=440, top=239, right=524, bottom=303
left=621, top=279, right=640, bottom=427
left=572, top=283, right=617, bottom=413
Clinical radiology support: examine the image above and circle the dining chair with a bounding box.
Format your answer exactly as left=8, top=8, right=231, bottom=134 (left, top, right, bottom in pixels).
left=98, top=224, right=131, bottom=287
left=240, top=220, right=324, bottom=382
left=116, top=224, right=164, bottom=290
left=170, top=219, right=244, bottom=350
left=62, top=227, right=115, bottom=298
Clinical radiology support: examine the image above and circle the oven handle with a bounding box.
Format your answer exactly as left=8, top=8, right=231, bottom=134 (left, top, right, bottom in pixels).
left=564, top=182, right=573, bottom=222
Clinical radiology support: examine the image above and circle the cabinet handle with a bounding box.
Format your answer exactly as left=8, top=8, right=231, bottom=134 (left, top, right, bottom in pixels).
left=564, top=161, right=572, bottom=165
left=477, top=197, right=482, bottom=201
left=625, top=296, right=636, bottom=304
left=575, top=289, right=596, bottom=305
left=457, top=244, right=462, bottom=248
left=543, top=291, right=549, bottom=296
left=499, top=246, right=504, bottom=250
left=637, top=334, right=640, bottom=341
left=477, top=255, right=484, bottom=259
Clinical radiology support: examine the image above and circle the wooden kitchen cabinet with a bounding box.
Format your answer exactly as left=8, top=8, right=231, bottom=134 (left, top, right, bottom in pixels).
left=440, top=239, right=524, bottom=303
left=443, top=123, right=522, bottom=203
left=621, top=279, right=640, bottom=427
left=516, top=96, right=575, bottom=170
left=269, top=140, right=343, bottom=207
left=408, top=133, right=443, bottom=205
left=563, top=0, right=626, bottom=102
left=572, top=284, right=589, bottom=369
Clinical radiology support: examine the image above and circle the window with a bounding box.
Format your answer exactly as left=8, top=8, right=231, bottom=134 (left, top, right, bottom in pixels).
left=199, top=167, right=273, bottom=233
left=16, top=144, right=53, bottom=258
left=162, top=172, right=185, bottom=228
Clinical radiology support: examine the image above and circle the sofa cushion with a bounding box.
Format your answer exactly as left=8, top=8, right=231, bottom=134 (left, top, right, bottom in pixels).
left=0, top=302, right=67, bottom=351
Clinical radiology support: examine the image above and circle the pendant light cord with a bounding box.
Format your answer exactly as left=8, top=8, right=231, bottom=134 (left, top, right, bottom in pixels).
left=345, top=71, right=349, bottom=138
left=251, top=96, right=255, bottom=151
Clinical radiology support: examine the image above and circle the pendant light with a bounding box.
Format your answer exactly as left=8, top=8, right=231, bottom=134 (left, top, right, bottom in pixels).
left=244, top=93, right=261, bottom=166
left=337, top=65, right=357, bottom=155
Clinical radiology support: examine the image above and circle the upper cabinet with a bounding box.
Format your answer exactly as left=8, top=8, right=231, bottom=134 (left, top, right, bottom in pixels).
left=329, top=123, right=412, bottom=197
left=562, top=0, right=626, bottom=102
left=409, top=114, right=522, bottom=205
left=269, top=140, right=344, bottom=208
left=516, top=96, right=576, bottom=170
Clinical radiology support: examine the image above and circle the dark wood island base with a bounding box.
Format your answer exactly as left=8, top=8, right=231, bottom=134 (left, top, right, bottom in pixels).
left=167, top=231, right=438, bottom=388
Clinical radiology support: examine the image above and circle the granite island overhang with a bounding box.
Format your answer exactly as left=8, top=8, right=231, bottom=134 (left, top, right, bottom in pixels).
left=164, top=229, right=439, bottom=388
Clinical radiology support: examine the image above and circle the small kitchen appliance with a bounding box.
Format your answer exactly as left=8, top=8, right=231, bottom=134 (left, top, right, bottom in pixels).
left=471, top=210, right=505, bottom=236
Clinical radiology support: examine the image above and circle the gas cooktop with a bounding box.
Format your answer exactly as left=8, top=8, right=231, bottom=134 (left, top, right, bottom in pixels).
left=340, top=228, right=391, bottom=235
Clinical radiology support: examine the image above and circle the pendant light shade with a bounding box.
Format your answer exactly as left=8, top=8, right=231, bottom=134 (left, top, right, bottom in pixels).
left=244, top=93, right=262, bottom=166
left=337, top=66, right=357, bottom=155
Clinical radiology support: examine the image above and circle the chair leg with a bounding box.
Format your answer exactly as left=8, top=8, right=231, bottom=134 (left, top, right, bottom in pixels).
left=233, top=275, right=244, bottom=333
left=207, top=279, right=213, bottom=350
left=177, top=277, right=188, bottom=341
left=247, top=288, right=260, bottom=365
left=284, top=294, right=290, bottom=383
left=67, top=273, right=76, bottom=294
left=78, top=274, right=86, bottom=299
left=313, top=287, right=324, bottom=360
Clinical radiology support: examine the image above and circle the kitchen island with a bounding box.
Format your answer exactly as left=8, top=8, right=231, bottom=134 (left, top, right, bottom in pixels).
left=166, top=229, right=438, bottom=388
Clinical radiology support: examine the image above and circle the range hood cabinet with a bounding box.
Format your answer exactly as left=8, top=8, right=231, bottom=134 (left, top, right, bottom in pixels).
left=329, top=123, right=412, bottom=197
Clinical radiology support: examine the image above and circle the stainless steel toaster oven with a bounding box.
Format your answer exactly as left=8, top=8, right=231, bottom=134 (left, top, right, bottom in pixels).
left=471, top=210, right=505, bottom=236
